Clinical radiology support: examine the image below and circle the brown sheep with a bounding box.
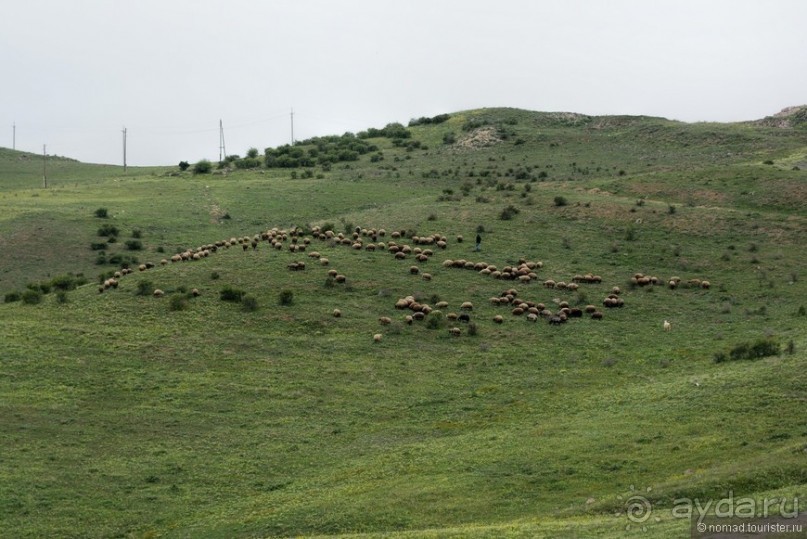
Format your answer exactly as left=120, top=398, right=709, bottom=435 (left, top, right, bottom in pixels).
left=333, top=308, right=342, bottom=318
left=460, top=301, right=473, bottom=310
left=153, top=289, right=164, bottom=298
left=449, top=327, right=461, bottom=337
left=493, top=315, right=504, bottom=324
left=410, top=266, right=420, bottom=275
left=373, top=333, right=383, bottom=343
left=422, top=273, right=432, bottom=281
left=379, top=316, right=392, bottom=325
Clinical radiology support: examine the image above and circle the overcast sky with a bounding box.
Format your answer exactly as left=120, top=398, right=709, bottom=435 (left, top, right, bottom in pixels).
left=1, top=0, right=805, bottom=166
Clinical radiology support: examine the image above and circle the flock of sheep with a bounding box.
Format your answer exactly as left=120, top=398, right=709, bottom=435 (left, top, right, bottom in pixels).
left=93, top=222, right=712, bottom=341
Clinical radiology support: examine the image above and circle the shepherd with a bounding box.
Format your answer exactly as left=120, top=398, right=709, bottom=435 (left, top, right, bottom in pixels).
left=475, top=233, right=482, bottom=252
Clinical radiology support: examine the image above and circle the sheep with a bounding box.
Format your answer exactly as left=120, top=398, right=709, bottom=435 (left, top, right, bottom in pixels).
left=512, top=307, right=525, bottom=316
left=449, top=327, right=462, bottom=337
left=404, top=314, right=414, bottom=325
left=445, top=312, right=458, bottom=321
left=456, top=235, right=463, bottom=243
left=327, top=269, right=338, bottom=278
left=527, top=313, right=539, bottom=322
left=413, top=312, right=426, bottom=321
left=410, top=266, right=420, bottom=275
left=373, top=333, right=383, bottom=343
left=153, top=289, right=164, bottom=298
left=457, top=313, right=470, bottom=323
left=334, top=274, right=346, bottom=283
left=591, top=311, right=604, bottom=320
left=435, top=301, right=449, bottom=309
left=320, top=257, right=330, bottom=266
left=701, top=280, right=711, bottom=289
left=663, top=320, right=671, bottom=331
left=139, top=264, right=147, bottom=272
left=395, top=299, right=410, bottom=310
left=460, top=301, right=473, bottom=310
left=543, top=279, right=556, bottom=289
left=493, top=315, right=504, bottom=324
left=332, top=308, right=342, bottom=318
left=422, top=273, right=432, bottom=281
left=379, top=317, right=392, bottom=326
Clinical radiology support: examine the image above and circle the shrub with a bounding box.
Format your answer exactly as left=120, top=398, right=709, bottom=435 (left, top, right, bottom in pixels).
left=467, top=322, right=479, bottom=336
left=716, top=339, right=781, bottom=363
left=50, top=274, right=79, bottom=291
left=193, top=159, right=212, bottom=174
left=135, top=280, right=154, bottom=296
left=94, top=208, right=108, bottom=218
left=763, top=159, right=774, bottom=165
left=241, top=295, right=259, bottom=312
left=442, top=132, right=456, bottom=145
left=499, top=205, right=520, bottom=220
left=90, top=242, right=107, bottom=251
left=426, top=312, right=445, bottom=330
left=553, top=196, right=568, bottom=207
left=125, top=240, right=143, bottom=251
left=168, top=295, right=188, bottom=311
left=211, top=271, right=220, bottom=280
left=97, top=224, right=119, bottom=237
left=55, top=291, right=68, bottom=304
left=278, top=289, right=294, bottom=306
left=668, top=204, right=677, bottom=215
left=131, top=229, right=142, bottom=239
left=220, top=286, right=245, bottom=302
left=178, top=161, right=190, bottom=171
left=21, top=289, right=43, bottom=305
left=4, top=292, right=21, bottom=303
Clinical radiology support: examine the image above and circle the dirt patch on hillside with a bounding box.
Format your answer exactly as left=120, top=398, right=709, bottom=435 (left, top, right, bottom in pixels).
left=456, top=127, right=502, bottom=150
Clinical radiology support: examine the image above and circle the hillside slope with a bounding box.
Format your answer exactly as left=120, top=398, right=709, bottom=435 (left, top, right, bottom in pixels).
left=1, top=108, right=806, bottom=538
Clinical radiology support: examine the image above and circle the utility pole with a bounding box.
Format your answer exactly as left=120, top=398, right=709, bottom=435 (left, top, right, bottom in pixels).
left=12, top=122, right=15, bottom=150
left=219, top=119, right=226, bottom=163
left=290, top=107, right=294, bottom=145
left=42, top=145, right=47, bottom=188
left=122, top=127, right=127, bottom=173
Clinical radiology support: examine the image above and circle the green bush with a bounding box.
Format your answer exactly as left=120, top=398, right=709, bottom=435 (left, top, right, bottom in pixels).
left=178, top=161, right=190, bottom=171
left=125, top=240, right=143, bottom=251
left=135, top=280, right=154, bottom=296
left=715, top=339, right=781, bottom=363
left=97, top=224, right=119, bottom=237
left=553, top=196, right=568, bottom=207
left=241, top=295, right=259, bottom=312
left=50, top=274, right=79, bottom=291
left=193, top=159, right=213, bottom=174
left=55, top=291, right=68, bottom=304
left=169, top=295, right=189, bottom=311
left=278, top=289, right=294, bottom=306
left=21, top=289, right=43, bottom=305
left=4, top=292, right=21, bottom=303
left=220, top=286, right=245, bottom=302
left=94, top=208, right=108, bottom=218
left=499, top=204, right=520, bottom=220
left=90, top=242, right=107, bottom=251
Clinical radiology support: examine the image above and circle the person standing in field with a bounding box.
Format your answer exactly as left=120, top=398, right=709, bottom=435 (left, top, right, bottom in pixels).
left=475, top=233, right=482, bottom=252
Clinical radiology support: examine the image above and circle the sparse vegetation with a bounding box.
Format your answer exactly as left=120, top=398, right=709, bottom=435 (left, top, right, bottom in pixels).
left=0, top=107, right=805, bottom=539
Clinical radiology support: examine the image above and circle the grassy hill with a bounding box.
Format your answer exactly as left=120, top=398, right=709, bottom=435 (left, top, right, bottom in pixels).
left=1, top=108, right=806, bottom=538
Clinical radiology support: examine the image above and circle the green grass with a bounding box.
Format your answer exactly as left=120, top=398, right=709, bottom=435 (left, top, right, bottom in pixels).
left=1, top=108, right=806, bottom=538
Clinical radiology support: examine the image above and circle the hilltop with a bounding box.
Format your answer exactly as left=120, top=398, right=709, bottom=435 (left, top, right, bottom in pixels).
left=0, top=107, right=806, bottom=538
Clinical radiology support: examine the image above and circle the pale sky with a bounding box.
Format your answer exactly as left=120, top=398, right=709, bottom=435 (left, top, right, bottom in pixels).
left=1, top=0, right=805, bottom=166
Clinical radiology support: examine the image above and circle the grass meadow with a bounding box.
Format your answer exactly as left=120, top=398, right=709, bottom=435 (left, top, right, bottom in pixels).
left=1, top=108, right=806, bottom=538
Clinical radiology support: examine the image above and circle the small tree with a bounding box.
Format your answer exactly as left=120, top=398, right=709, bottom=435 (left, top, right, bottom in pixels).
left=178, top=161, right=190, bottom=171
left=193, top=159, right=212, bottom=174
